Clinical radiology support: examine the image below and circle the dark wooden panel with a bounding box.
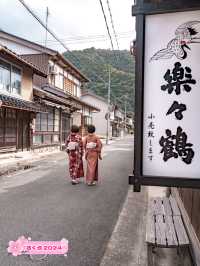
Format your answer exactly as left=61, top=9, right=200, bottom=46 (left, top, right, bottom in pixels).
left=132, top=13, right=145, bottom=192
left=132, top=0, right=200, bottom=15
left=178, top=188, right=200, bottom=243
left=191, top=190, right=200, bottom=240
left=21, top=53, right=49, bottom=74
left=180, top=188, right=193, bottom=219
left=21, top=54, right=49, bottom=87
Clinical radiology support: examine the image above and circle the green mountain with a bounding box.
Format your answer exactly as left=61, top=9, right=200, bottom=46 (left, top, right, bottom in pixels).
left=63, top=48, right=135, bottom=112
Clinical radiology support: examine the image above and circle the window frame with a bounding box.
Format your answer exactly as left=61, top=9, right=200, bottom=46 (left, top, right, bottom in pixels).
left=11, top=65, right=22, bottom=95
left=0, top=57, right=22, bottom=96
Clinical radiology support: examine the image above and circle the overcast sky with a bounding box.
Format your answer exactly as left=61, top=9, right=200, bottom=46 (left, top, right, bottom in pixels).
left=0, top=0, right=135, bottom=52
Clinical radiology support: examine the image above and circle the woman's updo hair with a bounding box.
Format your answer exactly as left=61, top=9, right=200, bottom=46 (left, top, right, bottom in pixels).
left=87, top=125, right=96, bottom=134
left=71, top=125, right=80, bottom=133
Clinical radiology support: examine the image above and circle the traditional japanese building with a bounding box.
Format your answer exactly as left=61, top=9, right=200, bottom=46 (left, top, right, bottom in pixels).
left=0, top=45, right=46, bottom=152
left=110, top=106, right=125, bottom=138
left=0, top=30, right=99, bottom=150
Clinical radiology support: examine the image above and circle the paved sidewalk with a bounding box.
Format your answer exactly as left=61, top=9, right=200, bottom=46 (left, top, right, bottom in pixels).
left=100, top=187, right=193, bottom=266
left=100, top=187, right=148, bottom=266
left=0, top=149, right=61, bottom=177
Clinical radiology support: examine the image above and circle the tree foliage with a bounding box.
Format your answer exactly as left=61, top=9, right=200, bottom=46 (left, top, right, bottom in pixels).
left=63, top=48, right=135, bottom=112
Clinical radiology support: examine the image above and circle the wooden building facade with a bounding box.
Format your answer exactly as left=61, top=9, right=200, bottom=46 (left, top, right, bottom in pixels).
left=0, top=45, right=47, bottom=153
left=0, top=30, right=99, bottom=150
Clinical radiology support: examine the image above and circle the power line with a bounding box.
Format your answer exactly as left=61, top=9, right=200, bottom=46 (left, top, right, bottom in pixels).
left=40, top=31, right=133, bottom=43
left=45, top=7, right=49, bottom=47
left=106, top=0, right=120, bottom=50
left=98, top=0, right=120, bottom=113
left=98, top=0, right=115, bottom=52
left=18, top=0, right=133, bottom=99
left=18, top=0, right=107, bottom=85
left=39, top=34, right=132, bottom=47
left=18, top=0, right=134, bottom=116
left=38, top=32, right=133, bottom=45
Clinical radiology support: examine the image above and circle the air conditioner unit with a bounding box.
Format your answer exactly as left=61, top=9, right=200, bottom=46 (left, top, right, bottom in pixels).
left=48, top=65, right=58, bottom=75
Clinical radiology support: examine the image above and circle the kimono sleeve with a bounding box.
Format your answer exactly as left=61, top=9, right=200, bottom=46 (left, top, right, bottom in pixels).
left=65, top=134, right=71, bottom=152
left=66, top=134, right=70, bottom=146
left=96, top=137, right=102, bottom=153
left=79, top=136, right=84, bottom=155
left=83, top=136, right=87, bottom=151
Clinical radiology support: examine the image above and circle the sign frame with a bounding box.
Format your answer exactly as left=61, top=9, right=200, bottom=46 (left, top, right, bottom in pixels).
left=129, top=0, right=200, bottom=191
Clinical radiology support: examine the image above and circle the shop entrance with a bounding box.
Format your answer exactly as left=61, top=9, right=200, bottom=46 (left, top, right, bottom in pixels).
left=17, top=111, right=30, bottom=151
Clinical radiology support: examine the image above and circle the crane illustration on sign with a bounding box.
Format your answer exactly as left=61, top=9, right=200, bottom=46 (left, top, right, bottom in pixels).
left=150, top=21, right=200, bottom=61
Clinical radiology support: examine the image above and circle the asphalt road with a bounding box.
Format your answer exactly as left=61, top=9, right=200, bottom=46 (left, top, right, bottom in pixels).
left=0, top=136, right=134, bottom=266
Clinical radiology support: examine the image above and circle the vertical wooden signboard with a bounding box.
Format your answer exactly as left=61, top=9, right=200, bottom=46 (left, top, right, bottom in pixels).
left=129, top=0, right=200, bottom=191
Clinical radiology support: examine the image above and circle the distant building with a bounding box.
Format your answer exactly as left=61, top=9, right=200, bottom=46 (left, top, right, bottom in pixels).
left=110, top=106, right=124, bottom=137
left=81, top=90, right=127, bottom=138
left=126, top=114, right=134, bottom=134
left=81, top=91, right=112, bottom=138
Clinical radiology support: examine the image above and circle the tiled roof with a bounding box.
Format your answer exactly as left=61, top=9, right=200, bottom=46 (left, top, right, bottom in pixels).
left=41, top=85, right=100, bottom=111
left=0, top=93, right=45, bottom=112
left=33, top=86, right=79, bottom=110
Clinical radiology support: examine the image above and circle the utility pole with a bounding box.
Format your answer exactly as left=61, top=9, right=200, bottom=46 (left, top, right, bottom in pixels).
left=45, top=7, right=49, bottom=47
left=106, top=66, right=111, bottom=145
left=124, top=97, right=127, bottom=135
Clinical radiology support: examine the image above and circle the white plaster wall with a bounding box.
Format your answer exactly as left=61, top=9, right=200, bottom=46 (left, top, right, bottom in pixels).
left=77, top=86, right=81, bottom=97
left=81, top=95, right=112, bottom=137
left=72, top=112, right=81, bottom=126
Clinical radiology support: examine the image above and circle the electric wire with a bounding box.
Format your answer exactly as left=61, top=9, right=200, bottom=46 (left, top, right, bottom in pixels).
left=42, top=34, right=133, bottom=47
left=98, top=0, right=116, bottom=54
left=106, top=0, right=120, bottom=50
left=39, top=31, right=133, bottom=44
left=18, top=0, right=133, bottom=108
left=18, top=0, right=107, bottom=85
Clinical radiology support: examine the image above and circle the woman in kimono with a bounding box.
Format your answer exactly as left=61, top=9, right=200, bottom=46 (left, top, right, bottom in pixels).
left=83, top=125, right=102, bottom=186
left=66, top=125, right=84, bottom=185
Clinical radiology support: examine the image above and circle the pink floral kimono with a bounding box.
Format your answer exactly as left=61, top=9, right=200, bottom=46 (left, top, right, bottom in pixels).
left=83, top=134, right=102, bottom=184
left=66, top=133, right=84, bottom=181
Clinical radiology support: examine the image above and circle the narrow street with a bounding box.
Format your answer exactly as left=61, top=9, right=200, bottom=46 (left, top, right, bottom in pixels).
left=0, top=136, right=137, bottom=266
